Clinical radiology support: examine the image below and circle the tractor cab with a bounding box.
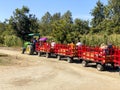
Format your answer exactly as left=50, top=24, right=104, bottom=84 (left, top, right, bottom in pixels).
left=22, top=33, right=40, bottom=55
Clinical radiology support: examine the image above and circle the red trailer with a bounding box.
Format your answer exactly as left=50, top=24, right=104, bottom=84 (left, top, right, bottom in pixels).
left=36, top=41, right=120, bottom=72
left=35, top=42, right=56, bottom=58
left=56, top=44, right=78, bottom=63
left=113, top=47, right=120, bottom=74
left=78, top=46, right=114, bottom=71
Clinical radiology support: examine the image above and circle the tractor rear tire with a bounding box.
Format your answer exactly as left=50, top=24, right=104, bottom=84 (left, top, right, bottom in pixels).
left=22, top=48, right=26, bottom=54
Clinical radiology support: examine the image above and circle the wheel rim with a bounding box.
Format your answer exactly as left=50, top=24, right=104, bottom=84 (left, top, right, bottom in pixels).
left=46, top=53, right=49, bottom=58
left=97, top=66, right=101, bottom=71
left=67, top=57, right=72, bottom=63
left=82, top=61, right=87, bottom=67
left=97, top=64, right=103, bottom=71
left=57, top=55, right=61, bottom=60
left=38, top=52, right=41, bottom=56
left=26, top=46, right=31, bottom=54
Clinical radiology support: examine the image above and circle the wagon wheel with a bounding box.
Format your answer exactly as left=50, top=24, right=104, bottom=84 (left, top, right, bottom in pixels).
left=111, top=63, right=117, bottom=69
left=26, top=45, right=33, bottom=55
left=54, top=54, right=57, bottom=58
left=46, top=53, right=50, bottom=58
left=82, top=60, right=87, bottom=67
left=119, top=67, right=120, bottom=76
left=97, top=64, right=104, bottom=71
left=57, top=55, right=61, bottom=60
left=38, top=52, right=42, bottom=57
left=67, top=57, right=73, bottom=63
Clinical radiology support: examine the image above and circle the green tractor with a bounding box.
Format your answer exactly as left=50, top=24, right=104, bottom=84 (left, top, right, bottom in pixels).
left=22, top=33, right=40, bottom=55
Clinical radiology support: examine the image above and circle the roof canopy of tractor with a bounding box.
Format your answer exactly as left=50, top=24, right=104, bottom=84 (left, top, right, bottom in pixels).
left=28, top=33, right=40, bottom=36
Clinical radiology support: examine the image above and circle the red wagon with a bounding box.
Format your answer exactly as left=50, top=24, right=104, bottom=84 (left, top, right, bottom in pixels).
left=55, top=44, right=78, bottom=63
left=36, top=42, right=56, bottom=58
left=35, top=41, right=120, bottom=73
left=113, top=47, right=120, bottom=74
left=78, top=46, right=114, bottom=71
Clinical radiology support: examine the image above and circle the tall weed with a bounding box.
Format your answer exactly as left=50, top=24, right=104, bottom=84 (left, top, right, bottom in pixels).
left=4, top=35, right=22, bottom=47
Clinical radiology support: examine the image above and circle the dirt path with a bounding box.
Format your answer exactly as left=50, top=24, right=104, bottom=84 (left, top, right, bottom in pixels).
left=0, top=48, right=120, bottom=90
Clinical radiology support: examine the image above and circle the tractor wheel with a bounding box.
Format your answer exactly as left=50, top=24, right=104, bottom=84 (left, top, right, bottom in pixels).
left=26, top=45, right=33, bottom=55
left=35, top=52, right=38, bottom=55
left=119, top=67, right=120, bottom=76
left=21, top=48, right=26, bottom=54
left=82, top=60, right=87, bottom=67
left=67, top=57, right=73, bottom=63
left=97, top=64, right=104, bottom=71
left=57, top=55, right=61, bottom=60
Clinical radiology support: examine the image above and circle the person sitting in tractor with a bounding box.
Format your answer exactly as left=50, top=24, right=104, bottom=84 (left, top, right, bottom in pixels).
left=32, top=38, right=37, bottom=51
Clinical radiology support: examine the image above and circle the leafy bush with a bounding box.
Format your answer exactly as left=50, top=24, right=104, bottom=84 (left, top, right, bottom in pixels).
left=4, top=35, right=22, bottom=47
left=0, top=36, right=4, bottom=46
left=80, top=34, right=120, bottom=46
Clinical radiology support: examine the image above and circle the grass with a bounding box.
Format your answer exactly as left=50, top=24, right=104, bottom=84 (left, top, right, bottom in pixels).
left=80, top=34, right=120, bottom=46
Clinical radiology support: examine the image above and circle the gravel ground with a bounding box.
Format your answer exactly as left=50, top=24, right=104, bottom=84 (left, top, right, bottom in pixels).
left=0, top=48, right=120, bottom=90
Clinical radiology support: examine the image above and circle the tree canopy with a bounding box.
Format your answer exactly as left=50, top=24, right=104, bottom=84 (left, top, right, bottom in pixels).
left=8, top=6, right=39, bottom=40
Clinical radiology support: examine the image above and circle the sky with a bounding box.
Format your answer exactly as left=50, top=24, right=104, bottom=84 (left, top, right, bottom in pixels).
left=0, top=0, right=108, bottom=22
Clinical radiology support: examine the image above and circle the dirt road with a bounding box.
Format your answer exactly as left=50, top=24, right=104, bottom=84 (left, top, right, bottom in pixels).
left=0, top=48, right=120, bottom=90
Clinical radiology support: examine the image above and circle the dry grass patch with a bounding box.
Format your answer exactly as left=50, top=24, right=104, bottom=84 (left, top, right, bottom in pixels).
left=0, top=53, right=25, bottom=66
left=0, top=53, right=15, bottom=65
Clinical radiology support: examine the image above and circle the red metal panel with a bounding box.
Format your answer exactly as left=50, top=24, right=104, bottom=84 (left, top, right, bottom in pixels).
left=36, top=41, right=120, bottom=67
left=113, top=47, right=120, bottom=67
left=78, top=46, right=114, bottom=64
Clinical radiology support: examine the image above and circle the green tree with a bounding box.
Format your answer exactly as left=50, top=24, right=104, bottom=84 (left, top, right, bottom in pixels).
left=41, top=12, right=52, bottom=24
left=51, top=12, right=61, bottom=22
left=0, top=22, right=5, bottom=34
left=52, top=19, right=72, bottom=43
left=0, top=22, right=5, bottom=44
left=62, top=10, right=73, bottom=24
left=39, top=12, right=52, bottom=36
left=8, top=6, right=39, bottom=40
left=73, top=18, right=89, bottom=34
left=107, top=0, right=120, bottom=33
left=91, top=0, right=105, bottom=27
